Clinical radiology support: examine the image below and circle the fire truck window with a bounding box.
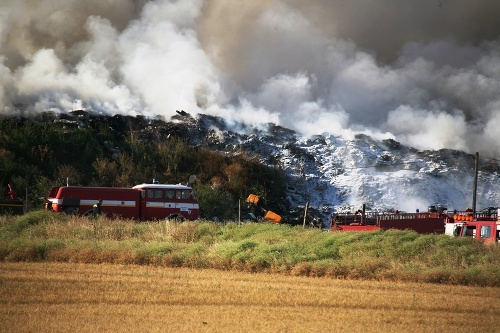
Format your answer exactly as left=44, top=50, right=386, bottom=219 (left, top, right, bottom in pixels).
left=175, top=190, right=191, bottom=199
left=147, top=190, right=154, bottom=198
left=464, top=226, right=475, bottom=237
left=154, top=190, right=162, bottom=199
left=480, top=226, right=491, bottom=238
left=165, top=189, right=174, bottom=199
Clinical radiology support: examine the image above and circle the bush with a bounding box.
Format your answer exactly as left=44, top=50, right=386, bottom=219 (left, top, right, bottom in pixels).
left=2, top=214, right=500, bottom=286
left=193, top=184, right=235, bottom=220
left=11, top=210, right=60, bottom=234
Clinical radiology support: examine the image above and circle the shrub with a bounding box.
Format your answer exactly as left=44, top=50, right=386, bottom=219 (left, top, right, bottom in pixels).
left=11, top=210, right=60, bottom=234
left=165, top=221, right=198, bottom=243
left=2, top=213, right=499, bottom=286
left=143, top=241, right=173, bottom=256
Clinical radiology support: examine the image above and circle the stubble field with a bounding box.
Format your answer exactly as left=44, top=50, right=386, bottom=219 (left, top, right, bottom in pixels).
left=1, top=262, right=498, bottom=333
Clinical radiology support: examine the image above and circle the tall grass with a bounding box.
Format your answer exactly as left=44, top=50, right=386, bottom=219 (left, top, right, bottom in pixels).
left=1, top=210, right=499, bottom=286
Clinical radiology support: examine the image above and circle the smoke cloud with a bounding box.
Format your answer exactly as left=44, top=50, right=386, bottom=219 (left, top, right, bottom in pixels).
left=1, top=0, right=499, bottom=155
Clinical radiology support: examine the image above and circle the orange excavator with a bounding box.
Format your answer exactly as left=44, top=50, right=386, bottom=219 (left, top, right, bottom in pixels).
left=245, top=194, right=282, bottom=223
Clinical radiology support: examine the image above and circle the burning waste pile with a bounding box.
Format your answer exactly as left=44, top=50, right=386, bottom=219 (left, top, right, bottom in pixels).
left=17, top=110, right=500, bottom=228
left=2, top=1, right=500, bottom=225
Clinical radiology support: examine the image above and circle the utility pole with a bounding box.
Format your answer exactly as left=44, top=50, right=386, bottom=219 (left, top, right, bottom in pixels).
left=303, top=201, right=309, bottom=228
left=238, top=199, right=241, bottom=224
left=472, top=152, right=479, bottom=214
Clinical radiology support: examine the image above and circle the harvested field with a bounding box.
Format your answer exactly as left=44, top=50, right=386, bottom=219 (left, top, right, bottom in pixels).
left=0, top=262, right=498, bottom=333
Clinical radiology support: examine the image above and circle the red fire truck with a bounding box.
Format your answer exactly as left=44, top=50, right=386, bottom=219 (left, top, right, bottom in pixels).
left=330, top=205, right=447, bottom=234
left=445, top=209, right=499, bottom=244
left=330, top=211, right=446, bottom=234
left=45, top=182, right=199, bottom=221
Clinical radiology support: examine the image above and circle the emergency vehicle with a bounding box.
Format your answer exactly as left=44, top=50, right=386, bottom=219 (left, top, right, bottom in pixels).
left=445, top=209, right=499, bottom=244
left=330, top=204, right=447, bottom=234
left=45, top=181, right=199, bottom=221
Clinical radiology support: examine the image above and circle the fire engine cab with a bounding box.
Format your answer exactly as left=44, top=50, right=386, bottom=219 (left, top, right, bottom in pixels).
left=445, top=209, right=499, bottom=244
left=45, top=182, right=199, bottom=221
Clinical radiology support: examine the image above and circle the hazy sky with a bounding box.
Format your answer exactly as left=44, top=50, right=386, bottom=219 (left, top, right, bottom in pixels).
left=1, top=0, right=499, bottom=155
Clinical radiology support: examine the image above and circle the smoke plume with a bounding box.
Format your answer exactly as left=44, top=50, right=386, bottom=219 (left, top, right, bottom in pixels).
left=1, top=0, right=500, bottom=155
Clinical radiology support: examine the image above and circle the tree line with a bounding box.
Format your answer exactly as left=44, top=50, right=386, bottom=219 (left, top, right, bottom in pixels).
left=0, top=114, right=287, bottom=220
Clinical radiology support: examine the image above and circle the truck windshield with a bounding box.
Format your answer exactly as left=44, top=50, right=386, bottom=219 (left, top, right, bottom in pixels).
left=480, top=226, right=491, bottom=238
left=176, top=190, right=192, bottom=200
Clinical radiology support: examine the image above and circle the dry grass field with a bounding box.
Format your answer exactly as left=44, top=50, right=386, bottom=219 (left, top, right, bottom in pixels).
left=0, top=262, right=498, bottom=333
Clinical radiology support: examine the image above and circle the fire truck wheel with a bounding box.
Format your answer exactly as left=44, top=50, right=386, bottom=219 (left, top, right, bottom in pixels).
left=63, top=208, right=78, bottom=216
left=166, top=214, right=185, bottom=222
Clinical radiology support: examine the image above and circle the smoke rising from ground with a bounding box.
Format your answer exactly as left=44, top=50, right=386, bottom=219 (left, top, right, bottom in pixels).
left=1, top=0, right=500, bottom=156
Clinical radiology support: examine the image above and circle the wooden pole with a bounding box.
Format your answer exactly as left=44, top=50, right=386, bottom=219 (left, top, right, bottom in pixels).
left=303, top=201, right=309, bottom=228
left=238, top=199, right=241, bottom=224
left=472, top=152, right=479, bottom=214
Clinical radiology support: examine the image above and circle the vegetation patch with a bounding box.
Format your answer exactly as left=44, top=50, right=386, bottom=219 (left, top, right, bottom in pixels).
left=1, top=211, right=499, bottom=286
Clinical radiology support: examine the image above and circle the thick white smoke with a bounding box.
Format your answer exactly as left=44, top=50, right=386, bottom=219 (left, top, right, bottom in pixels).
left=1, top=0, right=500, bottom=156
